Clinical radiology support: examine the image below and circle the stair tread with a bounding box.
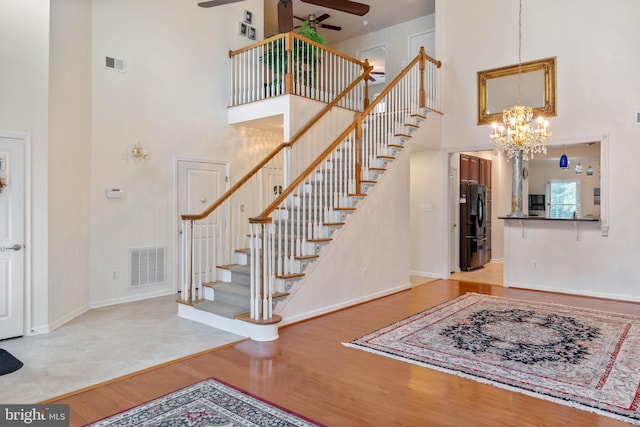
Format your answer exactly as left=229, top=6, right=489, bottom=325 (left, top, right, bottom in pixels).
left=276, top=273, right=305, bottom=279
left=218, top=264, right=250, bottom=274
left=411, top=113, right=427, bottom=119
left=234, top=312, right=282, bottom=325
left=377, top=155, right=395, bottom=160
left=404, top=123, right=419, bottom=128
left=194, top=300, right=248, bottom=318
left=211, top=281, right=251, bottom=295
left=394, top=133, right=412, bottom=138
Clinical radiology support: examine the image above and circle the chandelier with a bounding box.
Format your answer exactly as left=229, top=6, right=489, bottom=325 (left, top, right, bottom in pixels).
left=490, top=0, right=550, bottom=159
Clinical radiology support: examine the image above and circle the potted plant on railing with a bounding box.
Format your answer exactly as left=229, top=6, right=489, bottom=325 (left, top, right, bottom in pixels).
left=262, top=20, right=327, bottom=97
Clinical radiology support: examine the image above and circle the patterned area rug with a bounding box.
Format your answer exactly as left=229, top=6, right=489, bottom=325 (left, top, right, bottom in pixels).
left=87, top=377, right=323, bottom=426
left=345, top=293, right=640, bottom=425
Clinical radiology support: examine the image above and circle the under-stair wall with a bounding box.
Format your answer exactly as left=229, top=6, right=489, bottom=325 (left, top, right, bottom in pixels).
left=275, top=141, right=411, bottom=324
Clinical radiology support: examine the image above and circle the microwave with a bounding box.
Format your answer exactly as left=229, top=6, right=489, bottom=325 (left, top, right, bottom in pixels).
left=529, top=194, right=545, bottom=212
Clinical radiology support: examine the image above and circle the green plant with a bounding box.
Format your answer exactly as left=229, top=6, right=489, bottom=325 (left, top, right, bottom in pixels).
left=296, top=20, right=326, bottom=45
left=263, top=21, right=327, bottom=91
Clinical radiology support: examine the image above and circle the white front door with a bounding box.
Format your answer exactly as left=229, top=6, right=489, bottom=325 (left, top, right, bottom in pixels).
left=0, top=135, right=25, bottom=339
left=176, top=159, right=228, bottom=287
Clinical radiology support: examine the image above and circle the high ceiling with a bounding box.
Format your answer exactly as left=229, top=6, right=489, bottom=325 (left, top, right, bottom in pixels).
left=264, top=0, right=435, bottom=44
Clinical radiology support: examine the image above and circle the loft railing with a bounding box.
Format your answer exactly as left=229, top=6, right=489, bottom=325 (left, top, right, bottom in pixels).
left=180, top=62, right=373, bottom=302
left=229, top=32, right=370, bottom=110
left=248, top=48, right=441, bottom=321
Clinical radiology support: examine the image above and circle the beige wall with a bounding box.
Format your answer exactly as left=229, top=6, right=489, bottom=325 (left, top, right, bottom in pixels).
left=438, top=0, right=640, bottom=300
left=0, top=0, right=51, bottom=332
left=48, top=0, right=93, bottom=329
left=88, top=0, right=278, bottom=305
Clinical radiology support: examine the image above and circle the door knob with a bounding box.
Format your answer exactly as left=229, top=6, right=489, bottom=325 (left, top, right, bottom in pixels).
left=0, top=244, right=22, bottom=252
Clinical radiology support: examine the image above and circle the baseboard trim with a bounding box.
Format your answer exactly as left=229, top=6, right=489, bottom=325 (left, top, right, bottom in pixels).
left=410, top=270, right=444, bottom=279
left=509, top=283, right=640, bottom=303
left=279, top=283, right=411, bottom=328
left=89, top=289, right=176, bottom=310
left=47, top=304, right=91, bottom=333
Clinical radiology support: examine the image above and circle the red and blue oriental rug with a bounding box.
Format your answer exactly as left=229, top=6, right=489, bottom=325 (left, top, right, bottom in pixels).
left=345, top=293, right=640, bottom=425
left=87, top=377, right=323, bottom=426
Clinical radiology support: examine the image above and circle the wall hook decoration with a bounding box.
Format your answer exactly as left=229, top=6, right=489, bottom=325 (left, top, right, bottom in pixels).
left=131, top=142, right=149, bottom=162
left=0, top=177, right=6, bottom=193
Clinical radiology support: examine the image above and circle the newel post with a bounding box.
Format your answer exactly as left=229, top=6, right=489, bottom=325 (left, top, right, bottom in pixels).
left=363, top=59, right=372, bottom=110
left=419, top=47, right=426, bottom=109
left=187, top=220, right=194, bottom=301
left=285, top=33, right=293, bottom=95
left=354, top=112, right=363, bottom=194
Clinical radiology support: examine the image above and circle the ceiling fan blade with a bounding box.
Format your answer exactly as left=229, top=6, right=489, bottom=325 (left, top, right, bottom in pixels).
left=315, top=13, right=331, bottom=23
left=320, top=23, right=341, bottom=31
left=197, top=0, right=245, bottom=8
left=278, top=0, right=294, bottom=33
left=294, top=15, right=307, bottom=21
left=300, top=0, right=370, bottom=16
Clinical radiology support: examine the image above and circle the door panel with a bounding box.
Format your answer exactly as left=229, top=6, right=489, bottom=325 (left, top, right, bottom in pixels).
left=0, top=136, right=25, bottom=339
left=177, top=160, right=228, bottom=287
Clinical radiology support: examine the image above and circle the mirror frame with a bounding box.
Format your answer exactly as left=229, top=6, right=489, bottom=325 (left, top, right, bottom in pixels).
left=477, top=56, right=557, bottom=125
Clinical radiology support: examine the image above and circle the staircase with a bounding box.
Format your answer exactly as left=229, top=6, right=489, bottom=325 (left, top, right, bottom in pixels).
left=178, top=45, right=441, bottom=341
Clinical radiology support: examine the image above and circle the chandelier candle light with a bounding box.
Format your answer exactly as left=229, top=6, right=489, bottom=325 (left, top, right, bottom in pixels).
left=490, top=0, right=550, bottom=160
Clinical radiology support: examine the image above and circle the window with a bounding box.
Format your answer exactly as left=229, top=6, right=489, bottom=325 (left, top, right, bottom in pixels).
left=546, top=179, right=581, bottom=219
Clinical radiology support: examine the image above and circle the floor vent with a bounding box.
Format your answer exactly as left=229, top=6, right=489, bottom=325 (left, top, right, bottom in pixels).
left=130, top=246, right=165, bottom=288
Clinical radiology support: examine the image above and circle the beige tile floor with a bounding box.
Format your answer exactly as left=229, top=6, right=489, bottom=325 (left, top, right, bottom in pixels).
left=0, top=295, right=244, bottom=404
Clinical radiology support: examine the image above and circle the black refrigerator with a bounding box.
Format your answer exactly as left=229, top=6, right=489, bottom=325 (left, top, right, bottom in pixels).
left=460, top=183, right=489, bottom=271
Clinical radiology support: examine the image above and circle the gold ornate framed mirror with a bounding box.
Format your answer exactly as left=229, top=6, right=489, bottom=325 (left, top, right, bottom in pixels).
left=477, top=57, right=557, bottom=125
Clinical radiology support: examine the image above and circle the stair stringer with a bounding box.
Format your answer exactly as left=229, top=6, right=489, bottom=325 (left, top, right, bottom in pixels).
left=274, top=144, right=411, bottom=326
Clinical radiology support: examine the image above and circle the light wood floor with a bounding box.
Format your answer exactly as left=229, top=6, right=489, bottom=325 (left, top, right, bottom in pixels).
left=47, top=279, right=638, bottom=426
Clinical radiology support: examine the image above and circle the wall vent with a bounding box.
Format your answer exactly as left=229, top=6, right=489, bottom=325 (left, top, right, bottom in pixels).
left=105, top=56, right=126, bottom=73
left=129, top=246, right=165, bottom=288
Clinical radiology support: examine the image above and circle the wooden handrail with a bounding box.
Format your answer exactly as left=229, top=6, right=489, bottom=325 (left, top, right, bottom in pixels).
left=287, top=71, right=370, bottom=146
left=361, top=47, right=439, bottom=118
left=181, top=143, right=288, bottom=221
left=229, top=32, right=369, bottom=70
left=250, top=48, right=441, bottom=224
left=183, top=50, right=371, bottom=222
left=250, top=121, right=358, bottom=224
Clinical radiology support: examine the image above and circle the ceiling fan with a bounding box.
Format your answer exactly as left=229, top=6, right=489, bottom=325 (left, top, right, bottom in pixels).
left=198, top=0, right=370, bottom=33
left=295, top=13, right=341, bottom=32
left=369, top=70, right=385, bottom=82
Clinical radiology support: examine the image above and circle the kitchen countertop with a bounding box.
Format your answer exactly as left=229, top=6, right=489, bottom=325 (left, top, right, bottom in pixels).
left=498, top=216, right=600, bottom=222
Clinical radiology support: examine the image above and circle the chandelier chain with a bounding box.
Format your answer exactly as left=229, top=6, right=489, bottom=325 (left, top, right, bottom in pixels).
left=489, top=0, right=550, bottom=160
left=517, top=0, right=522, bottom=104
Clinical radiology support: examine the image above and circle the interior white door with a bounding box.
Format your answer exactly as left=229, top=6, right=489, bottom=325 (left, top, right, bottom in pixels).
left=177, top=160, right=228, bottom=287
left=0, top=136, right=25, bottom=339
